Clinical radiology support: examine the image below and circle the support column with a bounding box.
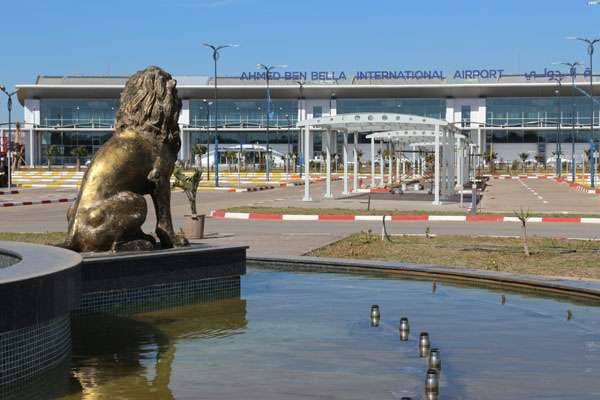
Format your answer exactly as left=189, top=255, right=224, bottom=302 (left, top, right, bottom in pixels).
left=387, top=141, right=393, bottom=186
left=342, top=132, right=349, bottom=195
left=324, top=130, right=333, bottom=199
left=396, top=149, right=401, bottom=183
left=412, top=148, right=417, bottom=178
left=353, top=132, right=359, bottom=192
left=379, top=140, right=384, bottom=187
left=448, top=133, right=456, bottom=198
left=303, top=126, right=312, bottom=201
left=28, top=130, right=35, bottom=167
left=433, top=127, right=441, bottom=205
left=370, top=137, right=375, bottom=187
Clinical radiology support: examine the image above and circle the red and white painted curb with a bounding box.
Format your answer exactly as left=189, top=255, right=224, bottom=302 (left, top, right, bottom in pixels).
left=210, top=210, right=600, bottom=224
left=489, top=175, right=554, bottom=180
left=0, top=190, right=19, bottom=195
left=1, top=197, right=77, bottom=207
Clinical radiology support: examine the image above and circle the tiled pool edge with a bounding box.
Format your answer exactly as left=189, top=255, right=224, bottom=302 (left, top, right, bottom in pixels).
left=249, top=256, right=600, bottom=302
left=77, top=245, right=247, bottom=314
left=0, top=243, right=247, bottom=389
left=0, top=241, right=82, bottom=387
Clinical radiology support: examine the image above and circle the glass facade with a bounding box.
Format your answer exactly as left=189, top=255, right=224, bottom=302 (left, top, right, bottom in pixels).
left=27, top=93, right=600, bottom=165
left=40, top=99, right=118, bottom=128
left=337, top=98, right=446, bottom=119
left=189, top=99, right=297, bottom=128
left=487, top=129, right=593, bottom=144
left=39, top=131, right=112, bottom=165
left=190, top=130, right=300, bottom=150
left=486, top=96, right=597, bottom=128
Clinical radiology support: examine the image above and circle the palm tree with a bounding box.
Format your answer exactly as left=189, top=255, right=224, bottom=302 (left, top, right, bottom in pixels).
left=44, top=145, right=60, bottom=170
left=224, top=151, right=236, bottom=171
left=191, top=144, right=208, bottom=172
left=484, top=151, right=498, bottom=173
left=534, top=153, right=546, bottom=171
left=70, top=146, right=88, bottom=171
left=356, top=149, right=364, bottom=172
left=514, top=208, right=531, bottom=256
left=519, top=152, right=529, bottom=173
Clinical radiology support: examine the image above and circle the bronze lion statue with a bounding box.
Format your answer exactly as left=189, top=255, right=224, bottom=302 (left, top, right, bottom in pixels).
left=65, top=66, right=185, bottom=252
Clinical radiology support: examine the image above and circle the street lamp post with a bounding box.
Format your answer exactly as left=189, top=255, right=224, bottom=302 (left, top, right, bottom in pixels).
left=285, top=113, right=291, bottom=175
left=0, top=86, right=17, bottom=190
left=551, top=76, right=564, bottom=177
left=203, top=99, right=212, bottom=181
left=556, top=61, right=581, bottom=182
left=257, top=63, right=287, bottom=182
left=570, top=37, right=600, bottom=187
left=203, top=43, right=238, bottom=187
left=296, top=80, right=305, bottom=178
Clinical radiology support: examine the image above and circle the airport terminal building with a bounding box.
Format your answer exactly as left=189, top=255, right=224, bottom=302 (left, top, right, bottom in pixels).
left=12, top=70, right=600, bottom=167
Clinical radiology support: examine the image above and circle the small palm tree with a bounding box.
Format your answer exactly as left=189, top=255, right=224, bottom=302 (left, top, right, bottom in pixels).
left=484, top=151, right=498, bottom=173
left=191, top=144, right=208, bottom=171
left=224, top=150, right=237, bottom=171
left=44, top=145, right=60, bottom=170
left=534, top=154, right=546, bottom=171
left=70, top=146, right=88, bottom=171
left=514, top=208, right=531, bottom=257
left=519, top=152, right=529, bottom=173
left=173, top=166, right=202, bottom=215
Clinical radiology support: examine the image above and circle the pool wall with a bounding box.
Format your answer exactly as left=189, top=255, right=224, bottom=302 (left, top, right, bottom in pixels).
left=0, top=242, right=247, bottom=391
left=77, top=245, right=247, bottom=314
left=0, top=241, right=82, bottom=388
left=249, top=255, right=600, bottom=302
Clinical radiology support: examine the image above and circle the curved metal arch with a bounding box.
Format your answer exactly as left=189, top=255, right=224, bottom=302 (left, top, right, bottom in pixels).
left=296, top=112, right=455, bottom=133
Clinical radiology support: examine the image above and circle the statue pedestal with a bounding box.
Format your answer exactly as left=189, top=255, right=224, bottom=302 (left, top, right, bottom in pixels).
left=76, top=245, right=247, bottom=315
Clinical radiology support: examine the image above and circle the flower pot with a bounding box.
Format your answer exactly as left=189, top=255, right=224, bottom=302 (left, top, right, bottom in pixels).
left=183, top=214, right=205, bottom=239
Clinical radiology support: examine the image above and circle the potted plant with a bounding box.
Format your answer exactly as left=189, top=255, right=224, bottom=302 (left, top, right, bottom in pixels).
left=70, top=146, right=88, bottom=171
left=173, top=166, right=204, bottom=239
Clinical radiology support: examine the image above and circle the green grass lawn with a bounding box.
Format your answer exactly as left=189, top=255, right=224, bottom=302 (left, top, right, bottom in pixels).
left=0, top=232, right=66, bottom=246
left=307, top=233, right=600, bottom=280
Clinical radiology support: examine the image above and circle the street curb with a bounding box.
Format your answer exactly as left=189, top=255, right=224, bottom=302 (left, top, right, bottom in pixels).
left=0, top=197, right=77, bottom=207
left=209, top=209, right=599, bottom=224
left=0, top=190, right=19, bottom=195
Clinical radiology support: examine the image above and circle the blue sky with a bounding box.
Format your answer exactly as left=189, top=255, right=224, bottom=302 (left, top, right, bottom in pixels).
left=1, top=0, right=600, bottom=121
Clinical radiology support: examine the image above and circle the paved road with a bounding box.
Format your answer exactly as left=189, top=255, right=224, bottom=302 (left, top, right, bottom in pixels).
left=1, top=179, right=599, bottom=257
left=481, top=178, right=600, bottom=214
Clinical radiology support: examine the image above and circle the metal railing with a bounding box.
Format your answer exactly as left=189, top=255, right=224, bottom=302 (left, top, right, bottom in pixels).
left=39, top=118, right=115, bottom=129
left=189, top=115, right=297, bottom=129
left=486, top=112, right=597, bottom=129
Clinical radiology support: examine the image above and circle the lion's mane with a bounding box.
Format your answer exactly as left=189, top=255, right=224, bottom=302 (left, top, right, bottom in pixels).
left=114, top=66, right=182, bottom=146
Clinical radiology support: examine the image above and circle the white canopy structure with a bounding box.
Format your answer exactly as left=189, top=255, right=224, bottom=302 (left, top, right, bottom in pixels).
left=296, top=113, right=473, bottom=205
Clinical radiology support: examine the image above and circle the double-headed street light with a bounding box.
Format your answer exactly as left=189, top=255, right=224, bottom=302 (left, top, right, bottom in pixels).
left=0, top=85, right=17, bottom=190
left=568, top=36, right=600, bottom=187
left=554, top=61, right=582, bottom=182
left=551, top=75, right=564, bottom=177
left=203, top=43, right=238, bottom=187
left=257, top=63, right=287, bottom=182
